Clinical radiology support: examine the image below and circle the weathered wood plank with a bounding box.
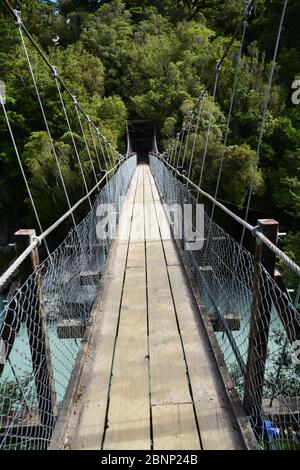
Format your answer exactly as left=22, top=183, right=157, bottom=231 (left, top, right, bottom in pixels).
left=167, top=265, right=244, bottom=450
left=130, top=171, right=145, bottom=243
left=127, top=242, right=145, bottom=268
left=65, top=168, right=141, bottom=450
left=67, top=251, right=128, bottom=449
left=148, top=165, right=244, bottom=450
left=144, top=204, right=160, bottom=242
left=145, top=175, right=191, bottom=406
left=152, top=403, right=201, bottom=450
left=152, top=404, right=201, bottom=450
left=145, top=167, right=197, bottom=447
left=146, top=168, right=180, bottom=266
left=103, top=167, right=150, bottom=450
left=162, top=240, right=181, bottom=266
left=104, top=267, right=150, bottom=450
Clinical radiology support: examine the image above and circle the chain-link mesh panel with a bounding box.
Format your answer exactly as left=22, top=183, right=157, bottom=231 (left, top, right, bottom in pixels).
left=150, top=154, right=300, bottom=450
left=0, top=155, right=137, bottom=450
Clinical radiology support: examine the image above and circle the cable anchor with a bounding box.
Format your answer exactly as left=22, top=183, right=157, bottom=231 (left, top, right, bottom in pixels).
left=52, top=66, right=58, bottom=78
left=32, top=236, right=42, bottom=247
left=14, top=9, right=22, bottom=27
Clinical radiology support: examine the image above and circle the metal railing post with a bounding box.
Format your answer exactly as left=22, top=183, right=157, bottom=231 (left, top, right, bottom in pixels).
left=243, top=219, right=278, bottom=426
left=15, top=229, right=57, bottom=430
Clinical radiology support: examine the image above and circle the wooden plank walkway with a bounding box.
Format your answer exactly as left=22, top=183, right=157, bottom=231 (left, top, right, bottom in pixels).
left=56, top=164, right=248, bottom=450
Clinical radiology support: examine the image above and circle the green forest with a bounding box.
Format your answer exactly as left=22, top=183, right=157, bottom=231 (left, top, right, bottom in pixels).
left=0, top=0, right=299, bottom=273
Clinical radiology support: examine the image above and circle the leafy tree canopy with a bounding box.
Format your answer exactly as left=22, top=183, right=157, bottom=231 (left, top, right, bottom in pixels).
left=0, top=0, right=299, bottom=278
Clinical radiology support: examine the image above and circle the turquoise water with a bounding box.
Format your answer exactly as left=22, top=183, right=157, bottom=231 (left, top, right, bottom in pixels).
left=1, top=322, right=80, bottom=406
left=213, top=299, right=296, bottom=401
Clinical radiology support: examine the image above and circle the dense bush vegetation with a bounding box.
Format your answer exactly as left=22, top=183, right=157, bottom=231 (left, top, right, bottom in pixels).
left=0, top=0, right=299, bottom=269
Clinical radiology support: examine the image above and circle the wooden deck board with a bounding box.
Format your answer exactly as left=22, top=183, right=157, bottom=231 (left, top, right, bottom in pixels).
left=144, top=173, right=191, bottom=406
left=146, top=260, right=192, bottom=406
left=57, top=164, right=247, bottom=451
left=65, top=168, right=141, bottom=450
left=148, top=166, right=244, bottom=450
left=104, top=267, right=150, bottom=450
left=104, top=167, right=150, bottom=450
left=152, top=404, right=201, bottom=450
left=144, top=167, right=199, bottom=446
left=167, top=265, right=243, bottom=450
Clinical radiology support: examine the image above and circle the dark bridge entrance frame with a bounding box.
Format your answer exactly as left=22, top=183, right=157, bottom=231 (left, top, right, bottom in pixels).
left=127, top=119, right=156, bottom=163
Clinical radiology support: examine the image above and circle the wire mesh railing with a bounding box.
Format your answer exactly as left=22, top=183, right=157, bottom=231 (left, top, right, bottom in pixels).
left=0, top=155, right=137, bottom=450
left=149, top=153, right=300, bottom=450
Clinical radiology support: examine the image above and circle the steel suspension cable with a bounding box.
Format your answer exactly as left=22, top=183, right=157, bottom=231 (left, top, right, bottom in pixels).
left=1, top=38, right=92, bottom=302
left=168, top=139, right=176, bottom=163
left=18, top=27, right=77, bottom=229
left=210, top=18, right=248, bottom=227
left=198, top=61, right=221, bottom=190
left=96, top=128, right=109, bottom=170
left=88, top=121, right=103, bottom=173
left=240, top=0, right=289, bottom=246
left=203, top=19, right=249, bottom=273
left=168, top=142, right=175, bottom=163
left=0, top=154, right=132, bottom=288
left=73, top=101, right=98, bottom=185
left=163, top=0, right=253, bottom=185
left=176, top=128, right=186, bottom=170
left=193, top=0, right=253, bottom=113
left=4, top=3, right=119, bottom=164
left=181, top=110, right=194, bottom=171
left=155, top=154, right=300, bottom=277
left=0, top=90, right=78, bottom=318
left=170, top=134, right=180, bottom=169
left=102, top=136, right=113, bottom=167
left=165, top=143, right=172, bottom=162
left=0, top=94, right=44, bottom=239
left=107, top=139, right=118, bottom=165
left=187, top=92, right=205, bottom=185
left=53, top=77, right=92, bottom=209
left=1, top=58, right=88, bottom=332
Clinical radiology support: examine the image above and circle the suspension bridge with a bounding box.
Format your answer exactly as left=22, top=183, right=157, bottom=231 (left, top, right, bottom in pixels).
left=0, top=0, right=300, bottom=451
